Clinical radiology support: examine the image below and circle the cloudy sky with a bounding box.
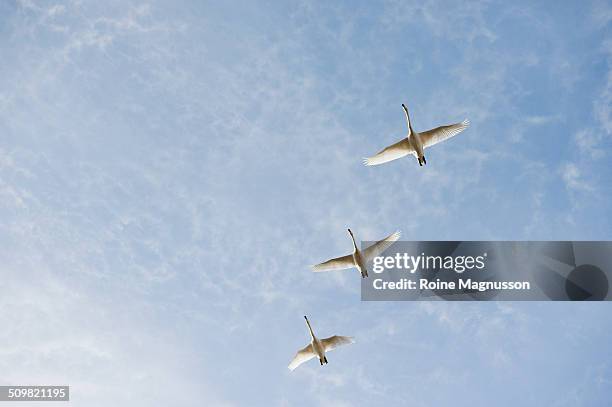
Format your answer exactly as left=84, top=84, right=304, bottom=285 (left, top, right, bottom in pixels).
left=1, top=0, right=611, bottom=406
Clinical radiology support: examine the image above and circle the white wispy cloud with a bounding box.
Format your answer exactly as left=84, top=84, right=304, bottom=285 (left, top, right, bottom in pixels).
left=561, top=162, right=593, bottom=192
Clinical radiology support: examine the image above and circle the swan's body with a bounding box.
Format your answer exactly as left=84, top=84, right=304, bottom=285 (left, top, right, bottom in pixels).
left=288, top=316, right=354, bottom=371
left=364, top=104, right=469, bottom=167
left=312, top=229, right=400, bottom=278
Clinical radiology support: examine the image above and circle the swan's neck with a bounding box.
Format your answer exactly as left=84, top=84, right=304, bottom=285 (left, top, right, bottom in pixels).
left=403, top=105, right=413, bottom=133
left=305, top=319, right=315, bottom=339
left=349, top=232, right=358, bottom=252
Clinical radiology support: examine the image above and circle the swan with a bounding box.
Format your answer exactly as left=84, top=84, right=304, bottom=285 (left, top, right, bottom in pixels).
left=288, top=316, right=354, bottom=371
left=312, top=229, right=400, bottom=278
left=364, top=104, right=469, bottom=167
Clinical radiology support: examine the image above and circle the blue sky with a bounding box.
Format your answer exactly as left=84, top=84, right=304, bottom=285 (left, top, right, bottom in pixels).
left=1, top=0, right=611, bottom=406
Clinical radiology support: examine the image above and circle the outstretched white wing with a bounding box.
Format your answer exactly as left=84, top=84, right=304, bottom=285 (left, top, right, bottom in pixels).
left=363, top=138, right=414, bottom=166
left=311, top=254, right=354, bottom=272
left=288, top=344, right=316, bottom=371
left=420, top=119, right=469, bottom=149
left=321, top=335, right=355, bottom=352
left=363, top=231, right=401, bottom=261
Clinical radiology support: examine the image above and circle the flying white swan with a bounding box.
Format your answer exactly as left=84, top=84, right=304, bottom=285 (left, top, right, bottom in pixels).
left=288, top=316, right=354, bottom=371
left=364, top=104, right=469, bottom=167
left=312, top=229, right=401, bottom=278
